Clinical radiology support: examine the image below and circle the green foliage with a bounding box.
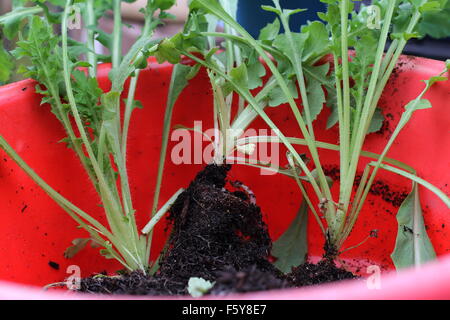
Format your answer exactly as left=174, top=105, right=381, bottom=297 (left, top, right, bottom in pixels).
left=166, top=0, right=448, bottom=271
left=391, top=184, right=436, bottom=269
left=419, top=0, right=450, bottom=38
left=272, top=201, right=308, bottom=273
left=0, top=46, right=13, bottom=82
left=1, top=0, right=448, bottom=275
left=0, top=0, right=178, bottom=272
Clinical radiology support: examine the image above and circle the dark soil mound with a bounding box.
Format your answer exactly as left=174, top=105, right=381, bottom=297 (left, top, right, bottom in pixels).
left=287, top=260, right=357, bottom=287
left=209, top=265, right=289, bottom=295
left=79, top=271, right=165, bottom=295
left=77, top=165, right=357, bottom=296
left=156, top=164, right=280, bottom=294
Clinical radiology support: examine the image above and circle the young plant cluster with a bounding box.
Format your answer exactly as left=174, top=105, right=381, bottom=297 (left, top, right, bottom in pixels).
left=154, top=0, right=450, bottom=270
left=0, top=0, right=177, bottom=273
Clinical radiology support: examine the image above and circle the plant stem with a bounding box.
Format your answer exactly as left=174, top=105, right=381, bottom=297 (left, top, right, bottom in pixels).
left=122, top=10, right=154, bottom=160
left=287, top=155, right=327, bottom=237
left=182, top=50, right=325, bottom=200
left=339, top=0, right=351, bottom=181
left=85, top=0, right=97, bottom=77
left=338, top=0, right=397, bottom=230
left=112, top=0, right=122, bottom=69
left=142, top=188, right=184, bottom=234
left=62, top=1, right=146, bottom=271
left=373, top=163, right=450, bottom=208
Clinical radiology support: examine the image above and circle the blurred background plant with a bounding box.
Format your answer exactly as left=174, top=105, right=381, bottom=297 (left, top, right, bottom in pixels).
left=1, top=0, right=448, bottom=86
left=0, top=0, right=189, bottom=84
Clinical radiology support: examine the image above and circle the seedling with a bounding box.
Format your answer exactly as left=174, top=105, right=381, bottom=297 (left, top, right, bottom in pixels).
left=155, top=0, right=450, bottom=270
left=0, top=0, right=177, bottom=273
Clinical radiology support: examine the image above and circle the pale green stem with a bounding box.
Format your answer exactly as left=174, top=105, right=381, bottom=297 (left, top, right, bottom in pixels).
left=122, top=11, right=154, bottom=160
left=287, top=155, right=327, bottom=237
left=85, top=0, right=97, bottom=77
left=142, top=188, right=184, bottom=234
left=194, top=0, right=334, bottom=208
left=339, top=0, right=397, bottom=223
left=63, top=1, right=145, bottom=270
left=182, top=51, right=324, bottom=200
left=112, top=0, right=122, bottom=69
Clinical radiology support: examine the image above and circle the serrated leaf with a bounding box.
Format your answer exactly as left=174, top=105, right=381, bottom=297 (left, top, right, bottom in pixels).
left=123, top=98, right=143, bottom=111
left=272, top=201, right=308, bottom=273
left=367, top=107, right=385, bottom=134
left=391, top=184, right=436, bottom=269
left=154, top=38, right=181, bottom=64
left=64, top=238, right=90, bottom=259
left=261, top=5, right=281, bottom=15
left=0, top=46, right=13, bottom=82
left=268, top=79, right=298, bottom=107
left=258, top=18, right=280, bottom=41
left=302, top=21, right=330, bottom=62
left=229, top=63, right=248, bottom=90
left=419, top=1, right=450, bottom=39
left=305, top=63, right=329, bottom=121
left=273, top=33, right=307, bottom=67
left=247, top=60, right=266, bottom=90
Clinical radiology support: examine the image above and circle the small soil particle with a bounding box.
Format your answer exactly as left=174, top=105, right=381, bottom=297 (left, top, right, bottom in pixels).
left=48, top=261, right=60, bottom=270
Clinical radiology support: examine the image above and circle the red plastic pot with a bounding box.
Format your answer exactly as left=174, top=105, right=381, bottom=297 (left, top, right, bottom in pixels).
left=0, top=56, right=448, bottom=299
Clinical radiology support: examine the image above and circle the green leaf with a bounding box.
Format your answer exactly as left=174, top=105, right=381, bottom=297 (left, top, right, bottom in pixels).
left=273, top=33, right=308, bottom=67
left=64, top=238, right=90, bottom=259
left=0, top=6, right=43, bottom=40
left=0, top=46, right=13, bottom=82
left=267, top=79, right=298, bottom=107
left=258, top=18, right=280, bottom=41
left=419, top=1, right=450, bottom=39
left=272, top=201, right=308, bottom=273
left=167, top=64, right=194, bottom=107
left=367, top=107, right=385, bottom=134
left=399, top=99, right=433, bottom=126
left=405, top=98, right=432, bottom=112
left=151, top=0, right=176, bottom=11
left=247, top=60, right=266, bottom=90
left=261, top=5, right=281, bottom=15
left=391, top=184, right=436, bottom=269
left=154, top=38, right=181, bottom=64
left=419, top=0, right=444, bottom=12
left=283, top=8, right=307, bottom=17
left=305, top=63, right=329, bottom=121
left=229, top=63, right=249, bottom=90
left=302, top=21, right=330, bottom=62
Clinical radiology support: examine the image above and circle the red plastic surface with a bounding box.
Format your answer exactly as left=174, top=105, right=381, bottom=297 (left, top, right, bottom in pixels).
left=0, top=56, right=448, bottom=299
